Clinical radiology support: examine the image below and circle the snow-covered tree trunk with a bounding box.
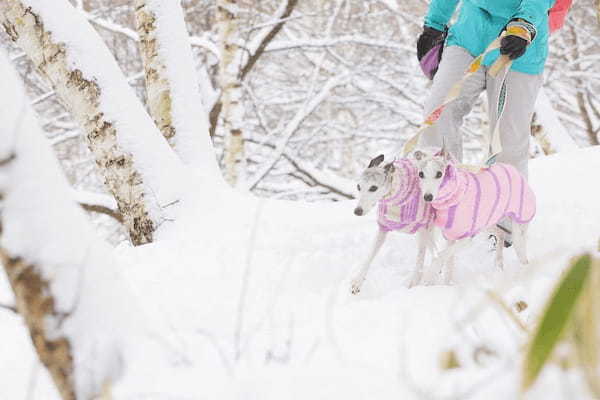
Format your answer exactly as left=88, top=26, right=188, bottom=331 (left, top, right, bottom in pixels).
left=134, top=0, right=222, bottom=178
left=0, top=0, right=184, bottom=246
left=0, top=50, right=119, bottom=400
left=135, top=1, right=177, bottom=142
left=533, top=88, right=578, bottom=154
left=0, top=248, right=77, bottom=400
left=217, top=0, right=246, bottom=187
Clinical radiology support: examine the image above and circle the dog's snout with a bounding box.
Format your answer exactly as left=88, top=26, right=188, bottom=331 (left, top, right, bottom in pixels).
left=423, top=193, right=433, bottom=202
left=354, top=207, right=364, bottom=216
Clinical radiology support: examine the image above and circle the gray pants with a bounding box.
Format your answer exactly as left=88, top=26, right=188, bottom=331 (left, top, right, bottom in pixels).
left=420, top=46, right=543, bottom=177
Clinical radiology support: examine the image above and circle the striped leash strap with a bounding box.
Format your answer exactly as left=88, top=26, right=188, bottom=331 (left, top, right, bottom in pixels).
left=402, top=25, right=532, bottom=169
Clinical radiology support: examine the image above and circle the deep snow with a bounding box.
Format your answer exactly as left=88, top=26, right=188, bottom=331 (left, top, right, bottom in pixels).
left=1, top=144, right=599, bottom=399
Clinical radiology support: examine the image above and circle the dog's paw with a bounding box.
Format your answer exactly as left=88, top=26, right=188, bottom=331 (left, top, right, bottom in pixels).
left=407, top=274, right=421, bottom=288
left=350, top=277, right=364, bottom=295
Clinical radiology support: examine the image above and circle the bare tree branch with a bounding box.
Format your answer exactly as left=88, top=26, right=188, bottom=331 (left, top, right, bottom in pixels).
left=240, top=0, right=298, bottom=80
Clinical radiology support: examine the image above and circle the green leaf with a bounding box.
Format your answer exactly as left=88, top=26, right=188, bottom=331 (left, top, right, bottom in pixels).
left=522, top=254, right=593, bottom=391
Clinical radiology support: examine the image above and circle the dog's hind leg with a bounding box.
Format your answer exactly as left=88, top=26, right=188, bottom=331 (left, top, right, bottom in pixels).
left=494, top=226, right=504, bottom=270
left=512, top=223, right=529, bottom=265
left=351, top=229, right=388, bottom=295
left=409, top=229, right=428, bottom=287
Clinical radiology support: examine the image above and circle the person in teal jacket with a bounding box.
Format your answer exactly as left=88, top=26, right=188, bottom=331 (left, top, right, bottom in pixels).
left=416, top=0, right=555, bottom=247
left=416, top=0, right=555, bottom=178
left=424, top=0, right=553, bottom=75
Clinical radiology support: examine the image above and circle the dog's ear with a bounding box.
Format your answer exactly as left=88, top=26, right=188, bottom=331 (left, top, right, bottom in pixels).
left=383, top=162, right=395, bottom=175
left=440, top=137, right=450, bottom=161
left=368, top=154, right=385, bottom=168
left=440, top=147, right=451, bottom=162
left=413, top=150, right=424, bottom=161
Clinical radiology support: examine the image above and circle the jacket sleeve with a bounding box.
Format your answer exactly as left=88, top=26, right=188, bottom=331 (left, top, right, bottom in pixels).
left=512, top=0, right=555, bottom=29
left=424, top=0, right=460, bottom=31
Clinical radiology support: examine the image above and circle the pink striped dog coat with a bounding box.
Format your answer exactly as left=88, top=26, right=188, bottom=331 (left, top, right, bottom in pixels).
left=378, top=159, right=435, bottom=233
left=432, top=162, right=536, bottom=241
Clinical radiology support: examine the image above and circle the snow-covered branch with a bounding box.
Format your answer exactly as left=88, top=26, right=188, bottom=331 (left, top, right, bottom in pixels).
left=0, top=0, right=185, bottom=245
left=0, top=49, right=121, bottom=400
left=72, top=189, right=122, bottom=222
left=240, top=0, right=299, bottom=80
left=534, top=88, right=579, bottom=153
left=264, top=36, right=414, bottom=53
left=134, top=0, right=222, bottom=177
left=245, top=72, right=349, bottom=190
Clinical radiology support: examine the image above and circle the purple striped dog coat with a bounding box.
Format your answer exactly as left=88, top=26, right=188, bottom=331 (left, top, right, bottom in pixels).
left=378, top=159, right=436, bottom=233
left=432, top=162, right=536, bottom=241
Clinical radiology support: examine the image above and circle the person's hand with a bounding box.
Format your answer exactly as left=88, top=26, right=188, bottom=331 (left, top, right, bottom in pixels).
left=500, top=19, right=535, bottom=60
left=417, top=26, right=446, bottom=62
left=500, top=35, right=528, bottom=60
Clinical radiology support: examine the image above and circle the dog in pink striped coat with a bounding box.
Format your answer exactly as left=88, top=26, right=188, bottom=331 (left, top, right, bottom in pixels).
left=351, top=154, right=436, bottom=294
left=414, top=147, right=535, bottom=282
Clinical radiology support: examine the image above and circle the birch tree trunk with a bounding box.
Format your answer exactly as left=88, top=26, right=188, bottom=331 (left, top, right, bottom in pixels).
left=134, top=0, right=222, bottom=178
left=533, top=88, right=578, bottom=154
left=0, top=249, right=77, bottom=400
left=570, top=23, right=599, bottom=146
left=213, top=0, right=299, bottom=186
left=217, top=0, right=246, bottom=187
left=0, top=0, right=184, bottom=246
left=0, top=51, right=116, bottom=400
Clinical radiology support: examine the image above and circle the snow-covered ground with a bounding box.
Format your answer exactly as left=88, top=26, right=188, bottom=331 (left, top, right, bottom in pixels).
left=1, top=146, right=599, bottom=399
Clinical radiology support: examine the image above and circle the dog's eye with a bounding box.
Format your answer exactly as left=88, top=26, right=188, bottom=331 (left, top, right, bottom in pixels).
left=418, top=172, right=424, bottom=179
left=369, top=186, right=377, bottom=192
left=435, top=171, right=443, bottom=179
left=357, top=184, right=361, bottom=191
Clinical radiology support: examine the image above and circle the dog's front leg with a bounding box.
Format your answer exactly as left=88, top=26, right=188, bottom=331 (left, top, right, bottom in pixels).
left=351, top=229, right=387, bottom=295
left=512, top=223, right=529, bottom=265
left=445, top=240, right=456, bottom=285
left=409, top=229, right=428, bottom=288
left=428, top=238, right=471, bottom=284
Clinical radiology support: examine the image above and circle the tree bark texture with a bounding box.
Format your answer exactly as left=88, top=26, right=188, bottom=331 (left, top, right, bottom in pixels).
left=0, top=0, right=155, bottom=245
left=135, top=1, right=176, bottom=143
left=217, top=0, right=246, bottom=186
left=0, top=249, right=76, bottom=400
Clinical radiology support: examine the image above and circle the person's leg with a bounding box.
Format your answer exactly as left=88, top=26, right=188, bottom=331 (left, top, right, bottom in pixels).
left=486, top=70, right=543, bottom=178
left=420, top=46, right=486, bottom=162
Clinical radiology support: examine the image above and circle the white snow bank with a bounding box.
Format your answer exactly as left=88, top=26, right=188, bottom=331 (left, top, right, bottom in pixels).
left=2, top=65, right=599, bottom=399
left=109, top=146, right=599, bottom=398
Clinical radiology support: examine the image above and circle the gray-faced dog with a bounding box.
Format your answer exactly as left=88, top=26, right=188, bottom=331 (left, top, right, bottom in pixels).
left=351, top=154, right=436, bottom=294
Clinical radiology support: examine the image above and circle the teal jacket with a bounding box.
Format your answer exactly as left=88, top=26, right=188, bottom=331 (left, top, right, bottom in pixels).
left=425, top=0, right=555, bottom=75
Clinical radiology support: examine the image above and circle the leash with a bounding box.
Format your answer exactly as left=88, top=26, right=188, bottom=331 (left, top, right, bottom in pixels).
left=402, top=25, right=532, bottom=167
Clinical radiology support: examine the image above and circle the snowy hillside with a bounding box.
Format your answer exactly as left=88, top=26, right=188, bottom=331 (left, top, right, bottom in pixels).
left=2, top=145, right=599, bottom=399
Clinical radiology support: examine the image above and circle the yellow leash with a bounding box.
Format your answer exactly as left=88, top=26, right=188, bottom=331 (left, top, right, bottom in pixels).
left=402, top=25, right=532, bottom=168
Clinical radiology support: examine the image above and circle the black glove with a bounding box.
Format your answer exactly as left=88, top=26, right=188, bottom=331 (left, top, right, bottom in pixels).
left=500, top=35, right=528, bottom=60
left=417, top=26, right=446, bottom=61
left=499, top=19, right=535, bottom=60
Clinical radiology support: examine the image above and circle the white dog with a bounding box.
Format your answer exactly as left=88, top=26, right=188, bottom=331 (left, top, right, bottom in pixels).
left=412, top=147, right=535, bottom=282
left=351, top=154, right=436, bottom=294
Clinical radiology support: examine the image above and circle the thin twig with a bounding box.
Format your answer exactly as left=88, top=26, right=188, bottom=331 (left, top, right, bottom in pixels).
left=486, top=290, right=529, bottom=333
left=0, top=303, right=18, bottom=313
